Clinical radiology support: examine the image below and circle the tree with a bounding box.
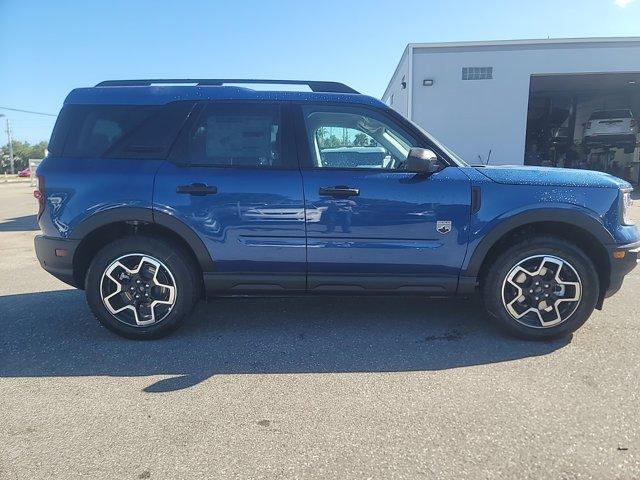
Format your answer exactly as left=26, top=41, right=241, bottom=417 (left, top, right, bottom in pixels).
left=352, top=133, right=378, bottom=147
left=318, top=134, right=343, bottom=148
left=353, top=133, right=371, bottom=147
left=1, top=140, right=47, bottom=173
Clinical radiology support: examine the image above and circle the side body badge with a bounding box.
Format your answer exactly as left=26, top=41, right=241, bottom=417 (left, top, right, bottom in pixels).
left=436, top=220, right=452, bottom=235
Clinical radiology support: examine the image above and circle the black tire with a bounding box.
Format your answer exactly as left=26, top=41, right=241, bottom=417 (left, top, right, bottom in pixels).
left=482, top=236, right=599, bottom=340
left=85, top=235, right=201, bottom=339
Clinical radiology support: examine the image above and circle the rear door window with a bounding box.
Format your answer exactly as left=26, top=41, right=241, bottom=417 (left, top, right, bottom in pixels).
left=172, top=103, right=290, bottom=168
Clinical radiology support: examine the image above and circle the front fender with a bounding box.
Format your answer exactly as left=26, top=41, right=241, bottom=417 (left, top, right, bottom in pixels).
left=462, top=206, right=614, bottom=278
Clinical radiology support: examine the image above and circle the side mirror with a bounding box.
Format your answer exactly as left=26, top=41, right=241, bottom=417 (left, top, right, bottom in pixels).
left=405, top=148, right=442, bottom=174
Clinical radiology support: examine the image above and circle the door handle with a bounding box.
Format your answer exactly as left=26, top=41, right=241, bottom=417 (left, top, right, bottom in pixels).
left=319, top=186, right=360, bottom=197
left=176, top=183, right=218, bottom=196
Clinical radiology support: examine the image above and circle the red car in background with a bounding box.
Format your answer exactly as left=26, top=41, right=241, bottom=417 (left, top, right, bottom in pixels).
left=18, top=168, right=31, bottom=178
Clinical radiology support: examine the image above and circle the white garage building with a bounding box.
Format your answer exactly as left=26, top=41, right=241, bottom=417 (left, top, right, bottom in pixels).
left=383, top=38, right=640, bottom=183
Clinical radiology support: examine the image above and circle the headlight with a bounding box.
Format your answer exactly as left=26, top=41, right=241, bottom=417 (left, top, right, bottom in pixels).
left=621, top=189, right=634, bottom=226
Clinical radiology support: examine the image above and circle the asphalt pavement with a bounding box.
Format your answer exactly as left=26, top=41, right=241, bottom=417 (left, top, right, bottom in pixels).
left=1, top=182, right=639, bottom=479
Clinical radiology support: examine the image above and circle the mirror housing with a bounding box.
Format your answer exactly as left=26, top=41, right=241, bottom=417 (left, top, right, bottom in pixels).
left=405, top=148, right=442, bottom=174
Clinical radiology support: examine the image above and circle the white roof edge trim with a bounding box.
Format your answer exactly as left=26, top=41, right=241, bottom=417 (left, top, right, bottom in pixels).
left=407, top=36, right=640, bottom=50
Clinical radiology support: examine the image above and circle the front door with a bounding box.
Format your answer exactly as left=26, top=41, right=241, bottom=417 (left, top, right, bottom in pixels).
left=154, top=102, right=306, bottom=292
left=296, top=104, right=471, bottom=294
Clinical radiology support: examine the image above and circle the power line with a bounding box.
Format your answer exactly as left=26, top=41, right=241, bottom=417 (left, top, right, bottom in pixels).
left=0, top=106, right=56, bottom=117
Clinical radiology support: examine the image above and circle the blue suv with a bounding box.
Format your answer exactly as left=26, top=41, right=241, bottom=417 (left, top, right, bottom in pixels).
left=34, top=79, right=640, bottom=340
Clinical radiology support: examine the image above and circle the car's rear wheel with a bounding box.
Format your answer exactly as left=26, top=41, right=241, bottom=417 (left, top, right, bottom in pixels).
left=482, top=236, right=599, bottom=340
left=85, top=236, right=200, bottom=339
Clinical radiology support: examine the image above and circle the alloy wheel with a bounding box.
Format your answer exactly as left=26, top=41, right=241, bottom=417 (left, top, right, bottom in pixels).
left=100, top=254, right=177, bottom=327
left=501, top=255, right=582, bottom=328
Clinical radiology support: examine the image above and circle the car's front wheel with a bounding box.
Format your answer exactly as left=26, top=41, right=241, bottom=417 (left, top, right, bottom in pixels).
left=85, top=236, right=200, bottom=339
left=482, top=236, right=599, bottom=340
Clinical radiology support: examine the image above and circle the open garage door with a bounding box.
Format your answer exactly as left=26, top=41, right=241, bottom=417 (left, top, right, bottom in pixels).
left=525, top=73, right=640, bottom=184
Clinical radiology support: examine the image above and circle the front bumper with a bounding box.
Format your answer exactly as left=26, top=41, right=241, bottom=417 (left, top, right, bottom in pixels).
left=604, top=240, right=640, bottom=300
left=34, top=235, right=80, bottom=288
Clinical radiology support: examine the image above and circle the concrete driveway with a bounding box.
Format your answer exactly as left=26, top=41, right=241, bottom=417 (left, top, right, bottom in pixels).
left=1, top=182, right=638, bottom=479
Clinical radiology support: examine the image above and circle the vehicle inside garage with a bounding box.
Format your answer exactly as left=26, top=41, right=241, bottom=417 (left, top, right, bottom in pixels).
left=525, top=73, right=640, bottom=184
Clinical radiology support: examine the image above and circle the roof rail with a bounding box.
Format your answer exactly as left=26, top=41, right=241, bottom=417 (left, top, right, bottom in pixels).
left=95, top=79, right=360, bottom=94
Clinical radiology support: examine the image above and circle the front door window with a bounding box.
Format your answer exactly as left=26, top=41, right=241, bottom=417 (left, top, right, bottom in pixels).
left=302, top=106, right=418, bottom=171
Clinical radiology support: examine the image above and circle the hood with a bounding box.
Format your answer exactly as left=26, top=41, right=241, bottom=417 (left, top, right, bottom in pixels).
left=474, top=165, right=631, bottom=189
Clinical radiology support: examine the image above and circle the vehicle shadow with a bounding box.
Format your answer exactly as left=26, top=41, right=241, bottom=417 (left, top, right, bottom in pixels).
left=0, top=214, right=38, bottom=232
left=0, top=289, right=570, bottom=393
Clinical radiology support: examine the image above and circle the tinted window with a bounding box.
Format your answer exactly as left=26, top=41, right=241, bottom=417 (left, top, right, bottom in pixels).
left=62, top=105, right=158, bottom=157
left=302, top=105, right=418, bottom=170
left=178, top=103, right=283, bottom=168
left=48, top=107, right=74, bottom=156
left=589, top=110, right=633, bottom=120
left=107, top=102, right=193, bottom=158
left=49, top=103, right=193, bottom=158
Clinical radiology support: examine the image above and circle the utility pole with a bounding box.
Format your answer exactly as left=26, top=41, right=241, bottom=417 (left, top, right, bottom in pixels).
left=5, top=118, right=14, bottom=174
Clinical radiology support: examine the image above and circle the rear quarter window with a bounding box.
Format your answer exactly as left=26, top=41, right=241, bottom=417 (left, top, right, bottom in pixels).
left=48, top=102, right=193, bottom=158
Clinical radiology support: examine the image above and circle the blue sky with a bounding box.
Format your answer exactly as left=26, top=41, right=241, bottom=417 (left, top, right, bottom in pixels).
left=1, top=0, right=639, bottom=143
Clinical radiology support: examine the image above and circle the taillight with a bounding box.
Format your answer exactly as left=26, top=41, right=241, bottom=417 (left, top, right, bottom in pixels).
left=585, top=121, right=592, bottom=129
left=34, top=175, right=45, bottom=218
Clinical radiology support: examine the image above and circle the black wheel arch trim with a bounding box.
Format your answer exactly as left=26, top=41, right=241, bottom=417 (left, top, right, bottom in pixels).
left=70, top=207, right=215, bottom=272
left=463, top=208, right=615, bottom=278
left=71, top=207, right=153, bottom=238
left=153, top=209, right=215, bottom=271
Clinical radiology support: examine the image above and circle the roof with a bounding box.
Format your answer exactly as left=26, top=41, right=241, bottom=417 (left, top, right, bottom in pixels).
left=95, top=78, right=360, bottom=93
left=64, top=80, right=387, bottom=108
left=406, top=36, right=640, bottom=50
left=383, top=36, right=640, bottom=101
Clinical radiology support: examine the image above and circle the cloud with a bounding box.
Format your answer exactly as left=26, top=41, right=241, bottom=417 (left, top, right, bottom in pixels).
left=614, top=0, right=636, bottom=7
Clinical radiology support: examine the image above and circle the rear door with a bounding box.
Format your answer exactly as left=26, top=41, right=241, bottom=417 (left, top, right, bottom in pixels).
left=295, top=103, right=471, bottom=294
left=154, top=102, right=307, bottom=292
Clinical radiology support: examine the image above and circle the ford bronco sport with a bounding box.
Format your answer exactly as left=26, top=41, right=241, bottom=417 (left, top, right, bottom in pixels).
left=34, top=79, right=640, bottom=340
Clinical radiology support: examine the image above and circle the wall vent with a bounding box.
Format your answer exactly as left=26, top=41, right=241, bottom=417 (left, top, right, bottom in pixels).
left=462, top=67, right=493, bottom=80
